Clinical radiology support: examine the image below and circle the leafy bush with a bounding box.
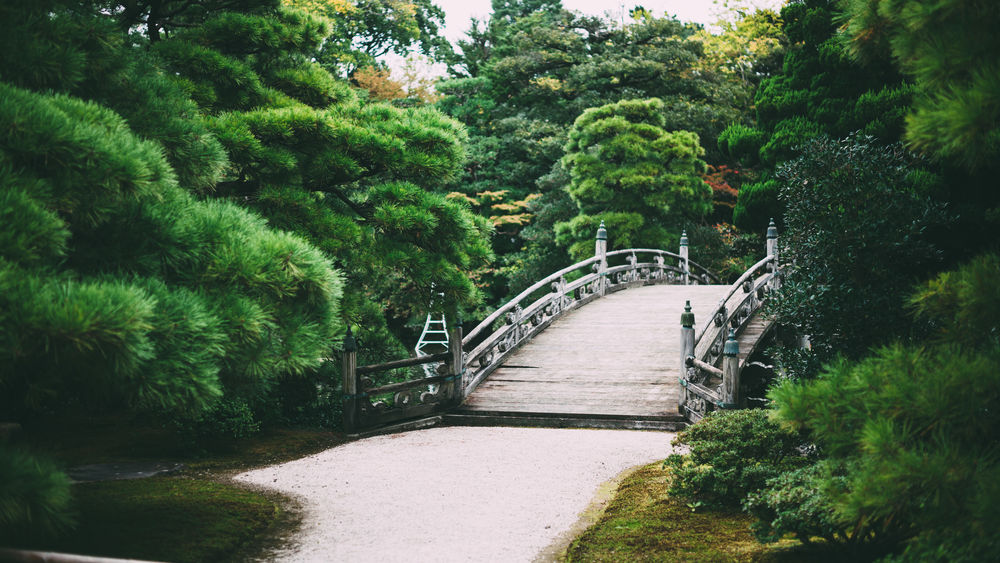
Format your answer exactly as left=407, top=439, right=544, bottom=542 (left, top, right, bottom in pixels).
left=275, top=358, right=343, bottom=429
left=768, top=134, right=947, bottom=377
left=664, top=409, right=808, bottom=509
left=744, top=460, right=844, bottom=545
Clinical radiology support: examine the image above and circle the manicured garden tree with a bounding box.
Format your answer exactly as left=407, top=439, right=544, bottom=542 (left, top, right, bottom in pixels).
left=0, top=55, right=340, bottom=547
left=555, top=98, right=712, bottom=259
left=142, top=5, right=493, bottom=360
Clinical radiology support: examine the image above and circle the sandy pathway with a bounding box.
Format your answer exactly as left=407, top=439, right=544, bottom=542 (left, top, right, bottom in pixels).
left=234, top=426, right=676, bottom=562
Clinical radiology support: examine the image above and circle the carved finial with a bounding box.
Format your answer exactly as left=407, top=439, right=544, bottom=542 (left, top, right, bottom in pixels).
left=767, top=218, right=778, bottom=240
left=343, top=326, right=357, bottom=352
left=681, top=300, right=695, bottom=328
left=596, top=220, right=607, bottom=241
left=724, top=329, right=739, bottom=357
left=679, top=230, right=688, bottom=247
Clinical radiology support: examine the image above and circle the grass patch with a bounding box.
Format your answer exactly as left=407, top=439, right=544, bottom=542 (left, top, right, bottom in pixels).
left=6, top=413, right=349, bottom=561
left=564, top=463, right=844, bottom=563
left=12, top=477, right=281, bottom=563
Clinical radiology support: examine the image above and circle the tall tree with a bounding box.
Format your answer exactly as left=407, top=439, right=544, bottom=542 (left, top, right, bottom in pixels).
left=719, top=0, right=912, bottom=232
left=556, top=98, right=712, bottom=259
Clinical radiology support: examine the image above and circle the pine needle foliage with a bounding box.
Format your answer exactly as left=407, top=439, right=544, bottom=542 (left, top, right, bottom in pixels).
left=840, top=0, right=1000, bottom=169
left=762, top=254, right=1000, bottom=560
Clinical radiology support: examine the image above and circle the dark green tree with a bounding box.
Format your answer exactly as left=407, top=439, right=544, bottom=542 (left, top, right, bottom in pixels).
left=768, top=134, right=946, bottom=372
left=147, top=5, right=492, bottom=359
left=763, top=254, right=1000, bottom=561
left=720, top=0, right=912, bottom=232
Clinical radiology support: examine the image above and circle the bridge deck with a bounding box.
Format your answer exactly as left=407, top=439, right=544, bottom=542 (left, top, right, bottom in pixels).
left=451, top=284, right=733, bottom=429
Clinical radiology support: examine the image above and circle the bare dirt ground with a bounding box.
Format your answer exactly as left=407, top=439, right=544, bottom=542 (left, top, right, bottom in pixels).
left=234, top=425, right=677, bottom=562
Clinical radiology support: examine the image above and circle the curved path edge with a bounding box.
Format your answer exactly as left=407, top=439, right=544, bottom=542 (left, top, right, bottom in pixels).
left=234, top=426, right=676, bottom=562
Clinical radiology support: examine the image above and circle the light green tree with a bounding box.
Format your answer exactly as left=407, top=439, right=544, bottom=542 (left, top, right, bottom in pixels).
left=556, top=98, right=712, bottom=259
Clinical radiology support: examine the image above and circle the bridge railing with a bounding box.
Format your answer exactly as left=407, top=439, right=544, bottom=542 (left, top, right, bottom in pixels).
left=341, top=222, right=726, bottom=434
left=679, top=219, right=781, bottom=422
left=461, top=223, right=718, bottom=398
left=340, top=324, right=464, bottom=434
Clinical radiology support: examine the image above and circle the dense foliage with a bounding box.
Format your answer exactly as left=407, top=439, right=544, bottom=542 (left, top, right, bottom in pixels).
left=761, top=255, right=1000, bottom=560
left=722, top=0, right=912, bottom=232
left=664, top=409, right=808, bottom=510
left=436, top=1, right=780, bottom=299
left=841, top=0, right=1000, bottom=169
left=0, top=0, right=485, bottom=539
left=556, top=98, right=712, bottom=259
left=768, top=134, right=947, bottom=373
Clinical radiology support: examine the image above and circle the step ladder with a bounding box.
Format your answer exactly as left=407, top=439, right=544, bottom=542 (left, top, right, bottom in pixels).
left=415, top=312, right=449, bottom=379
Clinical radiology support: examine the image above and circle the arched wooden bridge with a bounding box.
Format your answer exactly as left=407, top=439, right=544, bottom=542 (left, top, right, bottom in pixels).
left=341, top=222, right=782, bottom=433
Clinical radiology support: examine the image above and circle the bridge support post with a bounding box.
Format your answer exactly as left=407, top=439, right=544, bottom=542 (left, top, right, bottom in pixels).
left=341, top=328, right=359, bottom=434
left=679, top=230, right=690, bottom=285
left=766, top=218, right=779, bottom=290
left=595, top=221, right=608, bottom=296
left=679, top=301, right=695, bottom=412
left=447, top=318, right=464, bottom=404
left=680, top=300, right=695, bottom=379
left=721, top=329, right=739, bottom=408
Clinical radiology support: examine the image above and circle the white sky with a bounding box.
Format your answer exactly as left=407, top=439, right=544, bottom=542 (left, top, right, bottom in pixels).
left=435, top=0, right=787, bottom=41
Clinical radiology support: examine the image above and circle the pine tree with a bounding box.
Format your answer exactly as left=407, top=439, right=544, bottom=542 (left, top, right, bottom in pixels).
left=555, top=98, right=712, bottom=259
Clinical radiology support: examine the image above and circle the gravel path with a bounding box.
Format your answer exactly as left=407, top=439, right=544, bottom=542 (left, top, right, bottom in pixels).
left=234, top=426, right=677, bottom=562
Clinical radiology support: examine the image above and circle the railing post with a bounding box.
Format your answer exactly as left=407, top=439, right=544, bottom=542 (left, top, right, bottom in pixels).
left=448, top=316, right=464, bottom=404
left=721, top=329, right=739, bottom=409
left=766, top=218, right=779, bottom=290
left=341, top=328, right=359, bottom=434
left=679, top=230, right=690, bottom=285
left=680, top=300, right=695, bottom=379
left=595, top=220, right=608, bottom=295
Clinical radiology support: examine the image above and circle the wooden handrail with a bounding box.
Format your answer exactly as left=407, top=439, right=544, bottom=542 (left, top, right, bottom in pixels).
left=356, top=352, right=451, bottom=376
left=686, top=355, right=722, bottom=377
left=463, top=256, right=599, bottom=345
left=694, top=254, right=774, bottom=346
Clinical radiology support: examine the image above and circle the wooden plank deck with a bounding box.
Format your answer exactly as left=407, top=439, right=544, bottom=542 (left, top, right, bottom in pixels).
left=448, top=284, right=733, bottom=429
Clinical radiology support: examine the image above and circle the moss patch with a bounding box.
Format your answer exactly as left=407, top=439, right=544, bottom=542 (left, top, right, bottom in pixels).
left=12, top=477, right=280, bottom=563
left=564, top=462, right=843, bottom=562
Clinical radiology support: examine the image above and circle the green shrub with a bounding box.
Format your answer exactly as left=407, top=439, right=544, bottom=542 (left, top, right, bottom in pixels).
left=171, top=398, right=261, bottom=451
left=769, top=134, right=947, bottom=376
left=664, top=409, right=808, bottom=509
left=274, top=358, right=343, bottom=429
left=744, top=460, right=844, bottom=545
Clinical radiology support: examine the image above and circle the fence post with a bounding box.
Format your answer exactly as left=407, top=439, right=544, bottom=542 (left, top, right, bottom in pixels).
left=680, top=300, right=695, bottom=379
left=448, top=316, right=464, bottom=405
left=721, top=329, right=739, bottom=408
left=679, top=230, right=690, bottom=285
left=341, top=328, right=359, bottom=434
left=595, top=220, right=608, bottom=295
left=766, top=218, right=779, bottom=289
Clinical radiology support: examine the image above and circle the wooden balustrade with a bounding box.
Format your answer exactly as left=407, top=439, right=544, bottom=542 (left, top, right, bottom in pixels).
left=679, top=219, right=782, bottom=423
left=342, top=221, right=727, bottom=433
